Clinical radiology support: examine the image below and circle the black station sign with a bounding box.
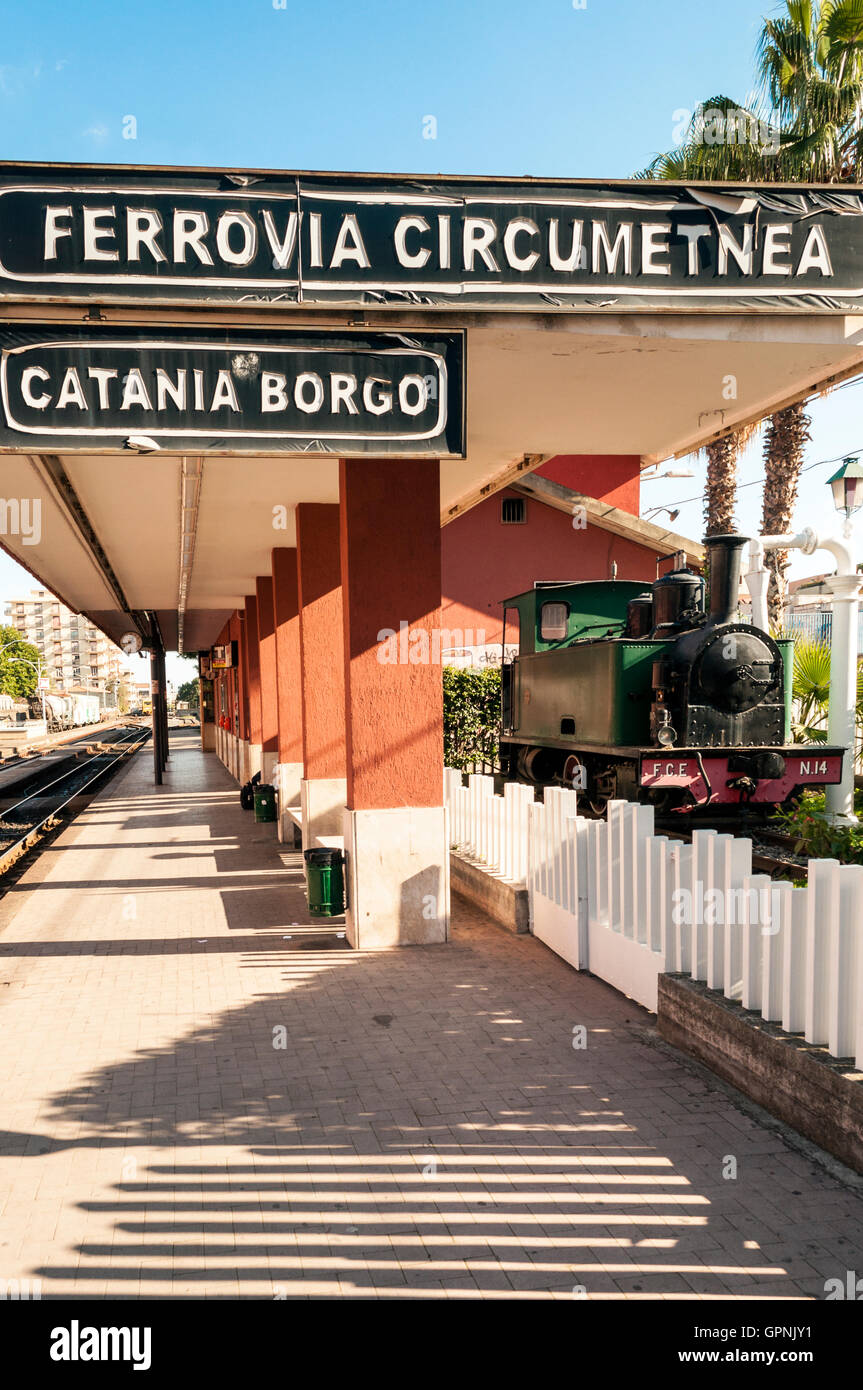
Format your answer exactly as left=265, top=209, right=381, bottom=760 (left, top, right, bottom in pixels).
left=0, top=326, right=465, bottom=456
left=0, top=165, right=862, bottom=310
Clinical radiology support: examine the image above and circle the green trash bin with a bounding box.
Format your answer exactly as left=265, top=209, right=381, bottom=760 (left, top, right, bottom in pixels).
left=304, top=847, right=345, bottom=917
left=253, top=783, right=277, bottom=823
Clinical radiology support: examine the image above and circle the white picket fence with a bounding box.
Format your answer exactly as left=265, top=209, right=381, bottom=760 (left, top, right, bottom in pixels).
left=444, top=768, right=535, bottom=885
left=445, top=769, right=863, bottom=1069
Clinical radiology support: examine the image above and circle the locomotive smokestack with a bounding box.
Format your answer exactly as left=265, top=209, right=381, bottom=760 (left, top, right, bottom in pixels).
left=706, top=534, right=748, bottom=626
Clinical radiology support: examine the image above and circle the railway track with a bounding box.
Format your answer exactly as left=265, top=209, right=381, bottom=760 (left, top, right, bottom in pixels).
left=650, top=820, right=809, bottom=883
left=0, top=719, right=143, bottom=771
left=0, top=726, right=148, bottom=876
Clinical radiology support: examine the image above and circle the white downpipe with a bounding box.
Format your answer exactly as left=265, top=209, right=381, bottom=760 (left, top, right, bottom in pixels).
left=745, top=525, right=860, bottom=824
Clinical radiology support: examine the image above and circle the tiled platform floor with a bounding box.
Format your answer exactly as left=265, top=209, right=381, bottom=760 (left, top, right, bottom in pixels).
left=0, top=732, right=862, bottom=1300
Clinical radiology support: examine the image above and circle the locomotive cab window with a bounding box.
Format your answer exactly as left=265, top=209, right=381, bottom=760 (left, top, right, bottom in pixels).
left=540, top=601, right=569, bottom=641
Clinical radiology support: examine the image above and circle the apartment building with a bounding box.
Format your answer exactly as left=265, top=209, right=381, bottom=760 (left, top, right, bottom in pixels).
left=4, top=588, right=126, bottom=702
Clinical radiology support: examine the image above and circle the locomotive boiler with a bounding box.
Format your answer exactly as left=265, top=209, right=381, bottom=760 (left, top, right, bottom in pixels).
left=500, top=533, right=843, bottom=814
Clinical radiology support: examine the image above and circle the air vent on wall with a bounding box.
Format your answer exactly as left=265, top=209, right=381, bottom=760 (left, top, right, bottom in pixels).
left=501, top=496, right=526, bottom=525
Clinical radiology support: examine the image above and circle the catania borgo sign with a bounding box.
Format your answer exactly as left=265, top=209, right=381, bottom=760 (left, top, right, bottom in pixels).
left=0, top=327, right=465, bottom=456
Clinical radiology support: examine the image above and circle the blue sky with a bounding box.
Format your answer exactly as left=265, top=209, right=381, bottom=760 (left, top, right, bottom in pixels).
left=0, top=0, right=859, bottom=667
left=0, top=0, right=766, bottom=176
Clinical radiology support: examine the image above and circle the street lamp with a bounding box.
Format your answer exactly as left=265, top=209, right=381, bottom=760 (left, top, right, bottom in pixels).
left=827, top=457, right=863, bottom=526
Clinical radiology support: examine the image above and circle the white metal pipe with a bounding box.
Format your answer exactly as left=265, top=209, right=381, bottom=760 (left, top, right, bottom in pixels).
left=745, top=525, right=860, bottom=825
left=746, top=531, right=815, bottom=628
left=823, top=569, right=860, bottom=823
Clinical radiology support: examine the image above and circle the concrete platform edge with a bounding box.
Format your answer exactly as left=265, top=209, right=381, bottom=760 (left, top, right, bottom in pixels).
left=658, top=972, right=863, bottom=1176
left=450, top=850, right=529, bottom=935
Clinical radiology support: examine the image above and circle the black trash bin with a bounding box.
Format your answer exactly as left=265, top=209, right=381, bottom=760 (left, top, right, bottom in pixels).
left=240, top=770, right=261, bottom=810
left=304, top=847, right=345, bottom=917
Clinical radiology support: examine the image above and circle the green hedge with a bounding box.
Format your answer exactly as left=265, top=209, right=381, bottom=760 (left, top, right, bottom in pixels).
left=443, top=666, right=502, bottom=771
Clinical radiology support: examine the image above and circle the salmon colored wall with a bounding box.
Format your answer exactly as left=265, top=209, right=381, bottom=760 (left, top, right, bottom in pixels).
left=255, top=575, right=278, bottom=754
left=296, top=503, right=346, bottom=780
left=538, top=454, right=641, bottom=515
left=244, top=595, right=262, bottom=744
left=272, top=547, right=302, bottom=765
left=441, top=487, right=660, bottom=646
left=340, top=458, right=442, bottom=810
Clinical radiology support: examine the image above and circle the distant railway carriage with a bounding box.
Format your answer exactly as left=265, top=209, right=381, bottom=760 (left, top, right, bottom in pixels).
left=44, top=692, right=101, bottom=728
left=501, top=534, right=843, bottom=816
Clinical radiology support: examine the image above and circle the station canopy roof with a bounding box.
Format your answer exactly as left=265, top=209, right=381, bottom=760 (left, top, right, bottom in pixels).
left=1, top=162, right=863, bottom=651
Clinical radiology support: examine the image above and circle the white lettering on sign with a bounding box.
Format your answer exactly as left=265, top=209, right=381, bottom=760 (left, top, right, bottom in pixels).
left=463, top=218, right=500, bottom=272
left=548, top=219, right=585, bottom=271
left=799, top=759, right=829, bottom=776
left=592, top=222, right=632, bottom=275
left=21, top=366, right=51, bottom=408
left=35, top=199, right=838, bottom=288
left=173, top=211, right=214, bottom=265
left=649, top=761, right=691, bottom=779
left=127, top=209, right=167, bottom=263
left=83, top=206, right=119, bottom=261
left=262, top=210, right=299, bottom=268
left=215, top=211, right=258, bottom=267
left=503, top=218, right=540, bottom=272
left=641, top=223, right=672, bottom=275
left=43, top=203, right=301, bottom=270
left=762, top=223, right=793, bottom=275
left=329, top=214, right=370, bottom=269
left=394, top=216, right=431, bottom=269
left=10, top=360, right=439, bottom=421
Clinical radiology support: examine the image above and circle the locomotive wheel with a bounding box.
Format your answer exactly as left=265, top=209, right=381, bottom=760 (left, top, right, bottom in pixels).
left=563, top=754, right=588, bottom=794
left=589, top=766, right=617, bottom=817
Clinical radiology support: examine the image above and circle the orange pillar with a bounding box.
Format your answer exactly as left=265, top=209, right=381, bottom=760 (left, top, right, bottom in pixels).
left=272, top=546, right=303, bottom=840
left=339, top=458, right=448, bottom=948
left=296, top=504, right=346, bottom=849
left=228, top=610, right=245, bottom=780
left=256, top=574, right=278, bottom=783
left=243, top=593, right=262, bottom=781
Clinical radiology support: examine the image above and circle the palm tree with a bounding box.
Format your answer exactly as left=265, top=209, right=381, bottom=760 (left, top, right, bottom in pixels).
left=701, top=420, right=764, bottom=536
left=757, top=0, right=863, bottom=181
left=639, top=94, right=789, bottom=181
left=760, top=403, right=811, bottom=628
left=792, top=635, right=832, bottom=738
left=704, top=434, right=742, bottom=536
left=641, top=2, right=863, bottom=624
